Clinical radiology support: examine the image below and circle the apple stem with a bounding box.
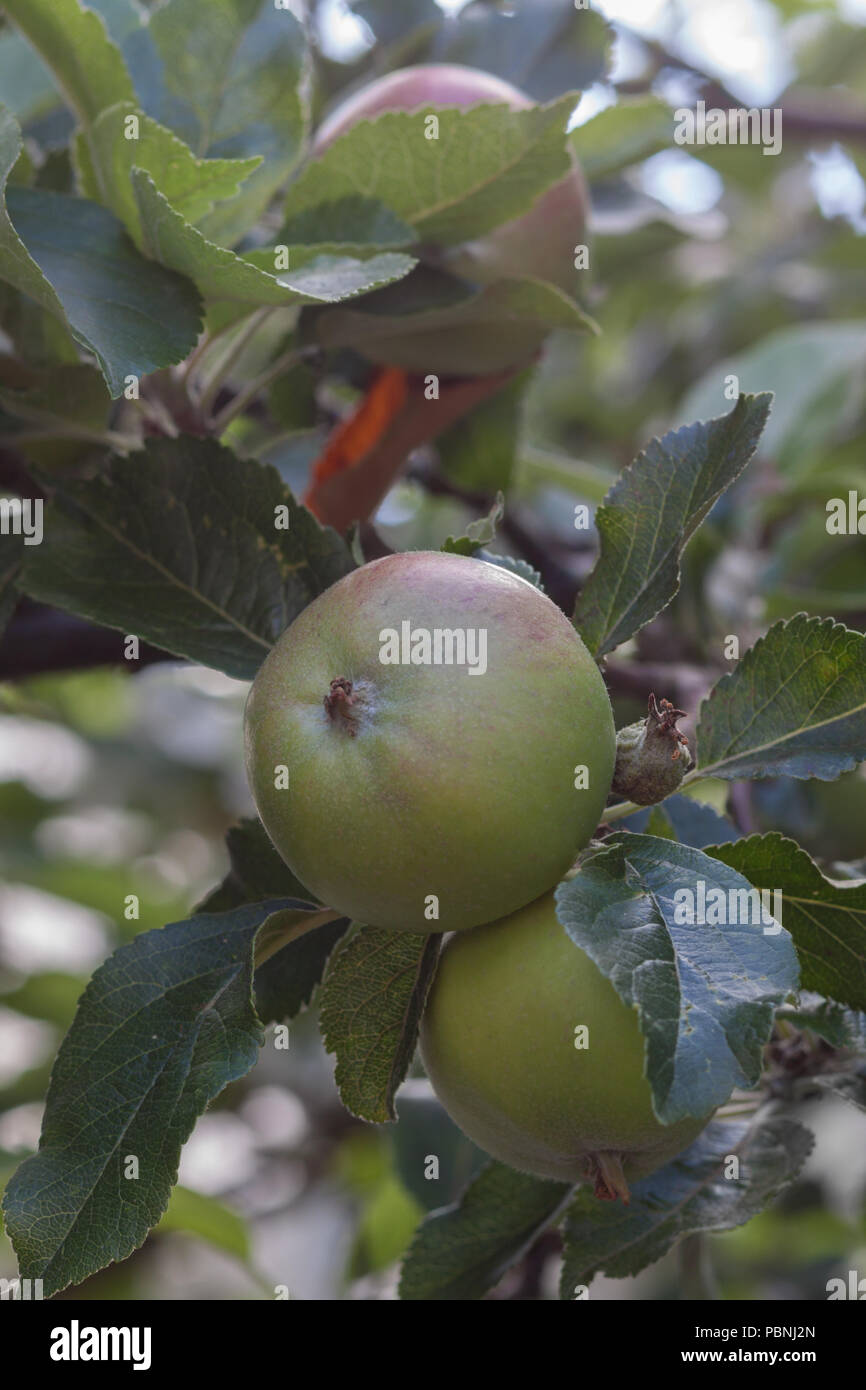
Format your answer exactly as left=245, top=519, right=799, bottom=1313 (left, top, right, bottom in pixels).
left=590, top=1151, right=631, bottom=1204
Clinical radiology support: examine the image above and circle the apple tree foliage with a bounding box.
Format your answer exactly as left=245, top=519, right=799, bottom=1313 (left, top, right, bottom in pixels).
left=0, top=0, right=864, bottom=1299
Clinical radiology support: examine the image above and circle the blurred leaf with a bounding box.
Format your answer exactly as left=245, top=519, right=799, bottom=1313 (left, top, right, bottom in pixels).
left=134, top=0, right=310, bottom=246
left=559, top=1115, right=813, bottom=1296
left=311, top=272, right=597, bottom=374
left=574, top=394, right=772, bottom=658
left=285, top=94, right=578, bottom=247
left=777, top=998, right=866, bottom=1050
left=350, top=0, right=441, bottom=51
left=19, top=437, right=355, bottom=680
left=571, top=97, right=674, bottom=180
left=1, top=899, right=293, bottom=1297
left=437, top=369, right=532, bottom=493
left=442, top=494, right=504, bottom=556
left=0, top=362, right=109, bottom=465
left=624, top=794, right=738, bottom=849
left=399, top=1160, right=571, bottom=1301
left=1, top=971, right=88, bottom=1030
left=3, top=0, right=135, bottom=127
left=320, top=927, right=440, bottom=1123
left=558, top=834, right=800, bottom=1122
left=392, top=1082, right=488, bottom=1212
left=351, top=1174, right=423, bottom=1277
left=156, top=1183, right=251, bottom=1262
left=431, top=0, right=612, bottom=101
left=696, top=616, right=866, bottom=781
left=677, top=323, right=866, bottom=475
left=706, top=832, right=866, bottom=1012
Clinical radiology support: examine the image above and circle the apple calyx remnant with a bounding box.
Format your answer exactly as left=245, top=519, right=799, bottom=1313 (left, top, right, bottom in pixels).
left=584, top=1151, right=631, bottom=1204
left=611, top=693, right=693, bottom=806
left=324, top=677, right=360, bottom=735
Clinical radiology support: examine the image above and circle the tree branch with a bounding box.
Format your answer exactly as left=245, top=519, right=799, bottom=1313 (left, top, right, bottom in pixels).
left=0, top=603, right=177, bottom=680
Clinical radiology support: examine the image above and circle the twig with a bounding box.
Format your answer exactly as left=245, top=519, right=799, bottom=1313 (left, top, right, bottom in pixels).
left=0, top=606, right=176, bottom=680
left=210, top=344, right=311, bottom=433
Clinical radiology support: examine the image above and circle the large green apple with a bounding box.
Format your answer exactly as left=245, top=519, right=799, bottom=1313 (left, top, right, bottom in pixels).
left=420, top=891, right=712, bottom=1197
left=244, top=551, right=614, bottom=932
left=303, top=63, right=589, bottom=376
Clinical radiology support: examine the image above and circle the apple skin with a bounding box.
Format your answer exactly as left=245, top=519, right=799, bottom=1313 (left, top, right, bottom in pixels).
left=306, top=64, right=589, bottom=375
left=244, top=551, right=615, bottom=933
left=420, top=891, right=712, bottom=1186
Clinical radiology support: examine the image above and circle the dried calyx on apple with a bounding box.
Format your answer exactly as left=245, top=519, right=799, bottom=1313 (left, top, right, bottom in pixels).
left=611, top=693, right=693, bottom=806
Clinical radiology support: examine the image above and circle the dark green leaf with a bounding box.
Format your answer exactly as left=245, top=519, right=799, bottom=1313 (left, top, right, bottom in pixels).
left=319, top=927, right=441, bottom=1123
left=1, top=900, right=293, bottom=1296
left=3, top=181, right=202, bottom=396
left=705, top=833, right=866, bottom=1011
left=558, top=834, right=800, bottom=1121
left=574, top=394, right=772, bottom=658
left=559, top=1115, right=813, bottom=1296
left=3, top=0, right=135, bottom=127
left=399, top=1160, right=571, bottom=1301
left=432, top=0, right=612, bottom=102
left=20, top=437, right=355, bottom=680
left=696, top=615, right=866, bottom=781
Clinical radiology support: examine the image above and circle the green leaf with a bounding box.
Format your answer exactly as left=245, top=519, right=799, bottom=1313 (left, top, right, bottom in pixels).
left=677, top=322, right=866, bottom=477
left=1, top=144, right=202, bottom=396
left=436, top=368, right=533, bottom=494
left=624, top=795, right=738, bottom=849
left=201, top=818, right=315, bottom=911
left=278, top=195, right=415, bottom=254
left=399, top=1160, right=572, bottom=1301
left=570, top=97, right=674, bottom=180
left=131, top=169, right=416, bottom=305
left=0, top=2, right=144, bottom=127
left=156, top=1185, right=251, bottom=1263
left=319, top=928, right=441, bottom=1123
left=432, top=0, right=612, bottom=102
left=140, top=0, right=310, bottom=246
left=574, top=394, right=772, bottom=658
left=311, top=272, right=597, bottom=370
left=3, top=0, right=135, bottom=127
left=75, top=101, right=261, bottom=246
left=705, top=833, right=866, bottom=1012
left=286, top=94, right=578, bottom=247
left=19, top=437, right=355, bottom=680
left=557, top=833, right=800, bottom=1122
left=695, top=615, right=866, bottom=781
left=254, top=918, right=350, bottom=1026
left=442, top=495, right=505, bottom=556
left=559, top=1115, right=813, bottom=1296
left=476, top=550, right=544, bottom=592
left=1, top=900, right=292, bottom=1297
left=0, top=362, right=110, bottom=466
